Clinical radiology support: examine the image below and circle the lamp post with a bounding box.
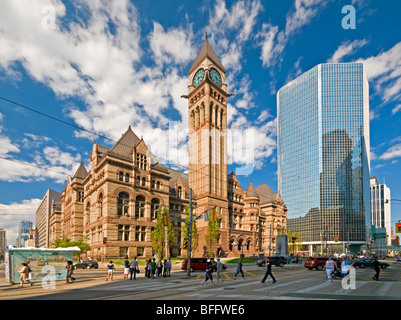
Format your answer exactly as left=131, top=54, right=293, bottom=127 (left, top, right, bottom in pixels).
left=291, top=236, right=297, bottom=256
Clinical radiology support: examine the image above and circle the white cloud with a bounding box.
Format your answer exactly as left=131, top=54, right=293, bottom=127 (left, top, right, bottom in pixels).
left=357, top=41, right=401, bottom=103
left=380, top=142, right=401, bottom=161
left=392, top=104, right=401, bottom=115
left=328, top=39, right=369, bottom=63
left=0, top=198, right=42, bottom=246
left=149, top=22, right=195, bottom=66
left=258, top=0, right=329, bottom=69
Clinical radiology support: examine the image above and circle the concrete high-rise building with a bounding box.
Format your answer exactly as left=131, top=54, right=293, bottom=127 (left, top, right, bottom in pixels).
left=0, top=228, right=6, bottom=254
left=277, top=63, right=371, bottom=255
left=35, top=189, right=61, bottom=248
left=370, top=176, right=391, bottom=246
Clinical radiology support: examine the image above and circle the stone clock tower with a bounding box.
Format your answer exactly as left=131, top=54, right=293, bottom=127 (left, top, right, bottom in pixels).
left=186, top=34, right=231, bottom=256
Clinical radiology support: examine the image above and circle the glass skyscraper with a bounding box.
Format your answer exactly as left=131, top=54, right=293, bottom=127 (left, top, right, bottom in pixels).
left=277, top=63, right=371, bottom=254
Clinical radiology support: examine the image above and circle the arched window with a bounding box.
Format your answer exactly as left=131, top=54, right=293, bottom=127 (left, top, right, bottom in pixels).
left=142, top=177, right=146, bottom=187
left=135, top=195, right=145, bottom=218
left=151, top=198, right=160, bottom=220
left=125, top=173, right=130, bottom=183
left=117, top=192, right=129, bottom=217
left=98, top=193, right=103, bottom=217
left=118, top=172, right=124, bottom=181
left=156, top=181, right=160, bottom=190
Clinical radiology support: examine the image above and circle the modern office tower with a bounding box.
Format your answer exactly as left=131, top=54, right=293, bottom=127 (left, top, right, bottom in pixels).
left=370, top=176, right=392, bottom=246
left=35, top=189, right=61, bottom=248
left=17, top=220, right=33, bottom=248
left=277, top=63, right=371, bottom=254
left=0, top=228, right=6, bottom=254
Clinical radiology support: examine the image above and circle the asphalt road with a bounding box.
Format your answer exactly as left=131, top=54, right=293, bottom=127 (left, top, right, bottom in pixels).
left=1, top=259, right=401, bottom=300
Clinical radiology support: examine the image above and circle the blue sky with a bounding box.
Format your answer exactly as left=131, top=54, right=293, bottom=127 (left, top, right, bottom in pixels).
left=1, top=0, right=401, bottom=245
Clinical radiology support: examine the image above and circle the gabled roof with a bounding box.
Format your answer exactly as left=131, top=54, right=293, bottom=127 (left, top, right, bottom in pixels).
left=73, top=162, right=88, bottom=180
left=107, top=126, right=140, bottom=161
left=255, top=183, right=277, bottom=204
left=189, top=34, right=226, bottom=75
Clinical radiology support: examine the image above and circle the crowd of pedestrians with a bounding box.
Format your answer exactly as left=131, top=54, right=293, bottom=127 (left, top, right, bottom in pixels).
left=108, top=256, right=173, bottom=281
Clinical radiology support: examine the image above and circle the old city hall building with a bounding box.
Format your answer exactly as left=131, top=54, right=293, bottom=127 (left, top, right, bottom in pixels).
left=55, top=36, right=287, bottom=259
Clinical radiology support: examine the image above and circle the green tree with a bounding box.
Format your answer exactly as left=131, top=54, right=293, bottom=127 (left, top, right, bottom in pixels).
left=287, top=230, right=302, bottom=254
left=205, top=219, right=220, bottom=258
left=52, top=235, right=91, bottom=257
left=151, top=206, right=175, bottom=260
left=181, top=205, right=198, bottom=254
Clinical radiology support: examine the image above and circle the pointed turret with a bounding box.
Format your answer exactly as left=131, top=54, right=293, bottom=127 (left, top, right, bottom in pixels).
left=73, top=161, right=88, bottom=180
left=189, top=33, right=226, bottom=75
left=246, top=181, right=259, bottom=198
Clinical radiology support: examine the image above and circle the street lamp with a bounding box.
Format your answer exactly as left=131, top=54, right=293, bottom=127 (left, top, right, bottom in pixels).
left=291, top=236, right=297, bottom=256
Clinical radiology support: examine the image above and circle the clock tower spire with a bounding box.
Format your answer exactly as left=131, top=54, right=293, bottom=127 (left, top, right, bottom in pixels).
left=187, top=35, right=230, bottom=255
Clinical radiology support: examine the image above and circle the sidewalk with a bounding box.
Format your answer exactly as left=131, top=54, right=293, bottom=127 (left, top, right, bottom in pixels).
left=0, top=263, right=192, bottom=300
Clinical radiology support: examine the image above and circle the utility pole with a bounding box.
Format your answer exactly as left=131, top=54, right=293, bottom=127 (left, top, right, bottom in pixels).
left=186, top=188, right=193, bottom=276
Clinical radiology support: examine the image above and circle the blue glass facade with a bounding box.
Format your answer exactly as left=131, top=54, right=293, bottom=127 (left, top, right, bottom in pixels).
left=277, top=63, right=371, bottom=251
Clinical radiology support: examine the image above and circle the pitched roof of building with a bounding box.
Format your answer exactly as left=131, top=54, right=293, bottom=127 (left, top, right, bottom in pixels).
left=189, top=34, right=226, bottom=75
left=73, top=162, right=88, bottom=180
left=255, top=183, right=277, bottom=204
left=246, top=181, right=259, bottom=198
left=107, top=126, right=140, bottom=161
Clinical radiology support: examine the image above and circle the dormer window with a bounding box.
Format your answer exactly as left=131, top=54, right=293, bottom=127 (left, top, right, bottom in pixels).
left=136, top=153, right=147, bottom=170
left=178, top=186, right=183, bottom=199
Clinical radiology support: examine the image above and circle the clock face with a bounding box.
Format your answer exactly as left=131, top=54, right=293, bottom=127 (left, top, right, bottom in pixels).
left=209, top=68, right=222, bottom=87
left=193, top=68, right=205, bottom=88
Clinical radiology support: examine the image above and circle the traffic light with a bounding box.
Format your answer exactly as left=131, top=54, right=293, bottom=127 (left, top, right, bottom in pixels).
left=334, top=237, right=339, bottom=243
left=396, top=222, right=401, bottom=233
left=162, top=214, right=168, bottom=226
left=210, top=208, right=216, bottom=222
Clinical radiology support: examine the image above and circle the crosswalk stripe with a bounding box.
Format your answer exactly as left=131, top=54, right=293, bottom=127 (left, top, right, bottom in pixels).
left=244, top=270, right=256, bottom=276
left=333, top=281, right=368, bottom=295
left=294, top=281, right=333, bottom=294
left=223, top=273, right=231, bottom=280
left=375, top=282, right=394, bottom=296
left=216, top=280, right=260, bottom=290
left=254, top=278, right=309, bottom=292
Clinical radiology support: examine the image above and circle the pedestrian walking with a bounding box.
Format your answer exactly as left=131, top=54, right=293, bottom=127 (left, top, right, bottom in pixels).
left=65, top=260, right=74, bottom=284
left=151, top=258, right=156, bottom=279
left=123, top=256, right=131, bottom=280
left=340, top=256, right=350, bottom=279
left=167, top=258, right=172, bottom=277
left=163, top=259, right=168, bottom=277
left=372, top=256, right=381, bottom=281
left=130, top=257, right=138, bottom=280
left=261, top=257, right=277, bottom=283
left=106, top=260, right=116, bottom=281
left=323, top=256, right=336, bottom=282
left=216, top=258, right=223, bottom=283
left=157, top=260, right=163, bottom=277
left=233, top=257, right=245, bottom=280
left=201, top=262, right=215, bottom=286
left=145, top=259, right=151, bottom=278
left=18, top=262, right=33, bottom=287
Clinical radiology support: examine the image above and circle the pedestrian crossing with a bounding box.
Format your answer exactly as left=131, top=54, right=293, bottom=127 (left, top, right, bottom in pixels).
left=87, top=273, right=401, bottom=300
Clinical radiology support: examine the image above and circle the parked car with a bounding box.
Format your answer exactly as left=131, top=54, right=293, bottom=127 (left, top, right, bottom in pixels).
left=181, top=258, right=227, bottom=272
left=304, top=256, right=341, bottom=271
left=256, top=256, right=287, bottom=267
left=351, top=258, right=389, bottom=269
left=74, top=260, right=99, bottom=269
